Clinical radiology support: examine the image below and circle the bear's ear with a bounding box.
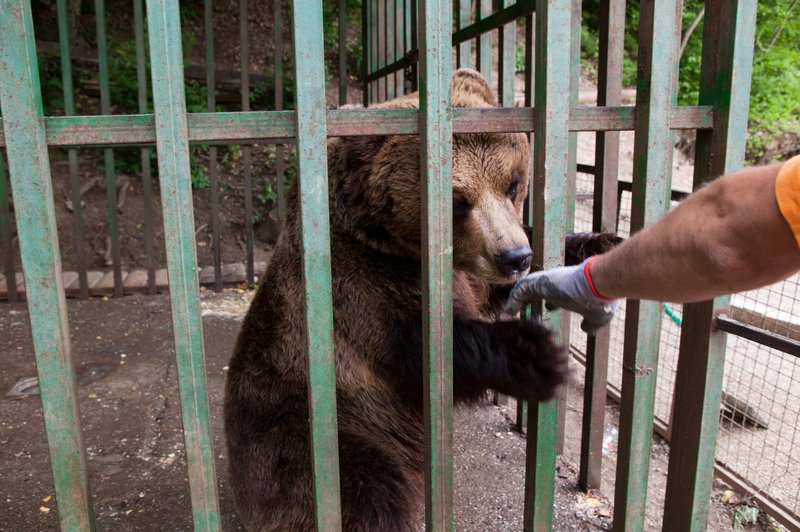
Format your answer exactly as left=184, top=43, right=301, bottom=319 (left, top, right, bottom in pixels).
left=452, top=68, right=497, bottom=108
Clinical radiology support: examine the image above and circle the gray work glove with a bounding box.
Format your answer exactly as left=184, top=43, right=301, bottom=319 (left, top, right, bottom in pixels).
left=504, top=257, right=620, bottom=335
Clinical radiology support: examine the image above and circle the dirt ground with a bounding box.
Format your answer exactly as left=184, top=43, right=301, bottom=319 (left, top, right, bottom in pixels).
left=0, top=290, right=777, bottom=531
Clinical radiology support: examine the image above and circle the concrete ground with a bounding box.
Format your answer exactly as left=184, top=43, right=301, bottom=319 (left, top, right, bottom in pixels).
left=0, top=290, right=773, bottom=531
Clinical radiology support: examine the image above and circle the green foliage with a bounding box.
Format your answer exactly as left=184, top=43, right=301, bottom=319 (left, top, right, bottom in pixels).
left=732, top=504, right=759, bottom=531
left=580, top=0, right=800, bottom=163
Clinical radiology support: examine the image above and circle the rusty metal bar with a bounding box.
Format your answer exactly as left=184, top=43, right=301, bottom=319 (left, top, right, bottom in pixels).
left=455, top=0, right=534, bottom=45
left=291, top=0, right=343, bottom=527
left=476, top=0, right=492, bottom=85
left=95, top=0, right=123, bottom=297
left=394, top=0, right=404, bottom=96
left=497, top=0, right=516, bottom=107
left=57, top=0, right=88, bottom=299
left=0, top=1, right=95, bottom=527
left=0, top=106, right=714, bottom=149
left=419, top=0, right=455, bottom=527
left=613, top=1, right=678, bottom=529
left=664, top=5, right=759, bottom=526
left=241, top=0, right=254, bottom=285
left=133, top=0, right=157, bottom=295
left=378, top=0, right=386, bottom=101
left=274, top=0, right=286, bottom=231
left=339, top=0, right=347, bottom=105
left=370, top=0, right=379, bottom=103
left=362, top=0, right=370, bottom=105
left=579, top=0, right=625, bottom=492
left=0, top=151, right=15, bottom=303
left=145, top=1, right=221, bottom=527
left=386, top=0, right=396, bottom=100
left=457, top=0, right=472, bottom=69
left=204, top=0, right=222, bottom=292
left=524, top=1, right=572, bottom=530
left=714, top=316, right=799, bottom=358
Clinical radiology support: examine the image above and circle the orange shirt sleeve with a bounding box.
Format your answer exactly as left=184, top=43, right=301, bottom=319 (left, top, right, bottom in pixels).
left=775, top=154, right=800, bottom=249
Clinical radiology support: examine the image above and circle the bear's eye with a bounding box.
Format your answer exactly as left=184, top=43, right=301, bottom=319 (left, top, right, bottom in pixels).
left=507, top=171, right=521, bottom=201
left=453, top=193, right=472, bottom=218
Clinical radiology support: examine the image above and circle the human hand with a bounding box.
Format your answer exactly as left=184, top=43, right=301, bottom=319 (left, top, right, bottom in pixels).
left=504, top=257, right=620, bottom=334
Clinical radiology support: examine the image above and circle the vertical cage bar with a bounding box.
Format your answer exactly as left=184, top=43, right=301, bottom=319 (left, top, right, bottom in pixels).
left=663, top=2, right=757, bottom=530
left=419, top=0, right=454, bottom=528
left=556, top=0, right=582, bottom=457
left=580, top=0, right=623, bottom=489
left=378, top=0, right=386, bottom=101
left=57, top=0, right=88, bottom=299
left=0, top=151, right=16, bottom=302
left=456, top=0, right=471, bottom=69
left=497, top=0, right=516, bottom=107
left=204, top=0, right=222, bottom=292
left=274, top=0, right=286, bottom=231
left=134, top=0, right=157, bottom=295
left=386, top=0, right=396, bottom=100
left=516, top=11, right=534, bottom=433
left=370, top=0, right=378, bottom=103
left=362, top=0, right=370, bottom=105
left=409, top=0, right=418, bottom=92
left=145, top=1, right=221, bottom=528
left=395, top=0, right=404, bottom=96
left=612, top=1, right=677, bottom=529
left=95, top=0, right=123, bottom=297
left=476, top=0, right=492, bottom=85
left=0, top=1, right=95, bottom=528
left=240, top=0, right=254, bottom=285
left=339, top=0, right=348, bottom=105
left=291, top=0, right=344, bottom=528
left=523, top=1, right=572, bottom=530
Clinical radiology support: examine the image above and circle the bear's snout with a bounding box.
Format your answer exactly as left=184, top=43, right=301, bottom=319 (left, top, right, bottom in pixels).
left=494, top=245, right=533, bottom=276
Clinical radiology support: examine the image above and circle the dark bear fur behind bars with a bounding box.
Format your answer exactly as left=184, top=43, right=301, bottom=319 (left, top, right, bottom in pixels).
left=224, top=69, right=621, bottom=531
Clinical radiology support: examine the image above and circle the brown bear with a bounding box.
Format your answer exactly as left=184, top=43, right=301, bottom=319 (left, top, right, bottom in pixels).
left=224, top=69, right=618, bottom=531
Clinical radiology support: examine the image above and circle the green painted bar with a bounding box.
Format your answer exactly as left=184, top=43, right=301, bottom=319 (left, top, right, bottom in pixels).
left=204, top=0, right=223, bottom=291
left=497, top=0, right=516, bottom=107
left=457, top=0, right=472, bottom=69
left=579, top=0, right=624, bottom=492
left=0, top=106, right=714, bottom=148
left=0, top=1, right=95, bottom=528
left=95, top=0, right=123, bottom=297
left=273, top=0, right=286, bottom=230
left=362, top=0, right=370, bottom=105
left=612, top=1, right=677, bottom=529
left=386, top=0, right=396, bottom=100
left=377, top=0, right=386, bottom=100
left=370, top=0, right=379, bottom=103
left=240, top=0, right=254, bottom=284
left=134, top=0, right=157, bottom=295
left=477, top=0, right=492, bottom=85
left=418, top=0, right=454, bottom=528
left=338, top=0, right=347, bottom=105
left=663, top=2, right=757, bottom=530
left=291, top=1, right=343, bottom=529
left=57, top=0, right=88, bottom=298
left=394, top=0, right=404, bottom=96
left=557, top=0, right=582, bottom=456
left=144, top=1, right=221, bottom=528
left=523, top=1, right=572, bottom=530
left=0, top=151, right=16, bottom=302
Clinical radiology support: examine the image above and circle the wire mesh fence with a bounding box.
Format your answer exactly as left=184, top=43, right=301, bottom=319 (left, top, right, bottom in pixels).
left=570, top=132, right=800, bottom=526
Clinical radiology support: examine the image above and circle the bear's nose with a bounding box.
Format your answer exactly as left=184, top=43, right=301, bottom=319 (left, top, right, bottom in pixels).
left=494, top=246, right=533, bottom=276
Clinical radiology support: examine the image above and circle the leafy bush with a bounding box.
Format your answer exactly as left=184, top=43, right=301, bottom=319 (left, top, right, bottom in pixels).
left=581, top=0, right=800, bottom=163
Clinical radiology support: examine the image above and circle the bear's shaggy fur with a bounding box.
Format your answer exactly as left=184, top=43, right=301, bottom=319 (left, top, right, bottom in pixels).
left=224, top=69, right=619, bottom=531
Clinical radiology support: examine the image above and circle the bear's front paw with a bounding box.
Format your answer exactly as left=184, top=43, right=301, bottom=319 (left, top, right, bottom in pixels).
left=505, top=319, right=571, bottom=403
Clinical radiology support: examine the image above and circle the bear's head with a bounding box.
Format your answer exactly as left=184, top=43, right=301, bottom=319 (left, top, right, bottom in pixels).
left=329, top=68, right=531, bottom=285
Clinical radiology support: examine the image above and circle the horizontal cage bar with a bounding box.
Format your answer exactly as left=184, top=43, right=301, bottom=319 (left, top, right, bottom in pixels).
left=0, top=106, right=713, bottom=148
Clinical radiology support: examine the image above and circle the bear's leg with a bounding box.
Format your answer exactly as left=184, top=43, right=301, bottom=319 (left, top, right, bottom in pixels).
left=337, top=432, right=423, bottom=532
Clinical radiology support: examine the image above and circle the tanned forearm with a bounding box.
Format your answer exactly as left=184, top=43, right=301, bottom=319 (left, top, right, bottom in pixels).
left=590, top=164, right=800, bottom=303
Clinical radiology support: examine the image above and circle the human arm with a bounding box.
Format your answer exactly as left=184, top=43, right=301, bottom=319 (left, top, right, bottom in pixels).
left=590, top=162, right=800, bottom=302
left=505, top=161, right=800, bottom=330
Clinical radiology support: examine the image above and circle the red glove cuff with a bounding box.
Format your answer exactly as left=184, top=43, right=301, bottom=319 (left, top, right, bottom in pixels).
left=583, top=256, right=615, bottom=301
